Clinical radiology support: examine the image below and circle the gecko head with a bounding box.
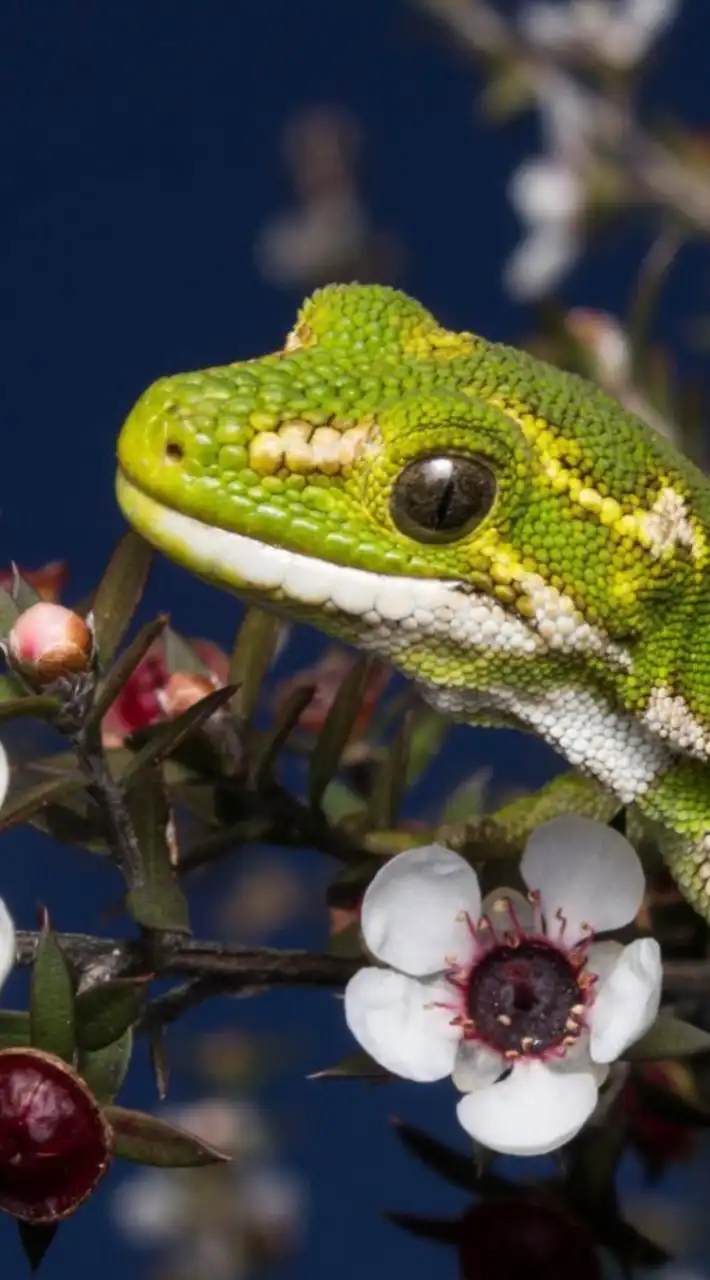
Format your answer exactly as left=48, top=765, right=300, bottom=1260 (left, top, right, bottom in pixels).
left=116, top=283, right=708, bottom=711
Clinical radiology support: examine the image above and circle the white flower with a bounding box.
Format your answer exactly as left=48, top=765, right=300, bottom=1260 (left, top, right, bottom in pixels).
left=505, top=78, right=593, bottom=299
left=0, top=741, right=9, bottom=816
left=344, top=816, right=662, bottom=1157
left=520, top=0, right=679, bottom=70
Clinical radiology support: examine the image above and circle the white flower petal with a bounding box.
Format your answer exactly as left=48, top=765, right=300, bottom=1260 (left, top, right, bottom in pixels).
left=344, top=967, right=460, bottom=1082
left=360, top=845, right=480, bottom=976
left=456, top=1060, right=599, bottom=1155
left=586, top=939, right=624, bottom=984
left=452, top=1041, right=503, bottom=1093
left=481, top=887, right=534, bottom=935
left=0, top=743, right=9, bottom=813
left=509, top=157, right=583, bottom=224
left=589, top=937, right=662, bottom=1064
left=0, top=897, right=16, bottom=991
left=504, top=225, right=580, bottom=301
left=521, top=816, right=645, bottom=943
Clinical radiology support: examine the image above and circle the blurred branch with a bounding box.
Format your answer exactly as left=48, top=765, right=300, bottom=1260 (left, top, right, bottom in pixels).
left=419, top=0, right=710, bottom=233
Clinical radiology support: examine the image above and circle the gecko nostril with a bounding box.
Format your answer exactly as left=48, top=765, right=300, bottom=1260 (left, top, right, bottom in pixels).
left=165, top=441, right=184, bottom=462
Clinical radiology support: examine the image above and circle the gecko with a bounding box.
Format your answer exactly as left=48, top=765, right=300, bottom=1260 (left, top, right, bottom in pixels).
left=115, top=283, right=710, bottom=918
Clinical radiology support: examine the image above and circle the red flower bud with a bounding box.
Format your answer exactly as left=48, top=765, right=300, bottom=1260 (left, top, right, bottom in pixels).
left=8, top=603, right=93, bottom=686
left=457, top=1200, right=601, bottom=1280
left=0, top=1049, right=113, bottom=1223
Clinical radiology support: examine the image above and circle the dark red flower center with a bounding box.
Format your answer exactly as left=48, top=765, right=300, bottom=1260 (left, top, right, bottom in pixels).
left=466, top=941, right=583, bottom=1056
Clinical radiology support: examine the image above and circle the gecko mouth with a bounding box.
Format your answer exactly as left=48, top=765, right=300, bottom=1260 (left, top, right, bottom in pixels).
left=115, top=469, right=543, bottom=659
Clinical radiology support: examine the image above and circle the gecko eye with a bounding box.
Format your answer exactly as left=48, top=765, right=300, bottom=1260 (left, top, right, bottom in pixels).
left=391, top=455, right=496, bottom=543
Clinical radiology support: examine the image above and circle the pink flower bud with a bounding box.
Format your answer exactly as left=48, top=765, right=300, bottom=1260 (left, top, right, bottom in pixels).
left=157, top=672, right=219, bottom=720
left=0, top=1048, right=113, bottom=1223
left=8, top=603, right=93, bottom=686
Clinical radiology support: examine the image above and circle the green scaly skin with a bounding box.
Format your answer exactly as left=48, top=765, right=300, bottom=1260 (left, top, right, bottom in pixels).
left=115, top=284, right=710, bottom=918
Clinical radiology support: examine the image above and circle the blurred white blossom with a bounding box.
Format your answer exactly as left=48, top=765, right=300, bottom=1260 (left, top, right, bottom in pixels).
left=113, top=1098, right=305, bottom=1280
left=520, top=0, right=679, bottom=70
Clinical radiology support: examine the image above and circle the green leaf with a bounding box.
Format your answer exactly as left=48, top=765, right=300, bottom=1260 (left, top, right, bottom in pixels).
left=163, top=627, right=213, bottom=677
left=88, top=615, right=168, bottom=728
left=325, top=922, right=364, bottom=959
left=367, top=711, right=412, bottom=830
left=439, top=768, right=492, bottom=825
left=0, top=585, right=20, bottom=635
left=149, top=1023, right=170, bottom=1100
left=28, top=800, right=109, bottom=855
left=308, top=1049, right=391, bottom=1081
left=0, top=775, right=88, bottom=831
left=105, top=1105, right=231, bottom=1166
left=124, top=767, right=190, bottom=932
left=250, top=684, right=315, bottom=786
left=0, top=694, right=62, bottom=723
left=0, top=1009, right=31, bottom=1048
left=391, top=1120, right=482, bottom=1194
left=91, top=531, right=154, bottom=665
left=79, top=1029, right=133, bottom=1104
left=30, top=916, right=76, bottom=1062
left=308, top=656, right=374, bottom=808
left=405, top=707, right=449, bottom=786
left=76, top=978, right=149, bottom=1052
left=625, top=1014, right=710, bottom=1061
left=10, top=569, right=42, bottom=613
left=17, top=1220, right=59, bottom=1272
left=0, top=674, right=26, bottom=703
left=321, top=779, right=368, bottom=826
left=122, top=684, right=238, bottom=785
left=229, top=607, right=284, bottom=727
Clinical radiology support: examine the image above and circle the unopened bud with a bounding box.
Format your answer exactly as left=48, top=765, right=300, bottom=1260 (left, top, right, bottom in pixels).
left=8, top=602, right=93, bottom=686
left=157, top=671, right=219, bottom=720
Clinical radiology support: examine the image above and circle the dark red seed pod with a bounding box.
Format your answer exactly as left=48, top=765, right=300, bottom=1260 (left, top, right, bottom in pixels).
left=0, top=1048, right=114, bottom=1223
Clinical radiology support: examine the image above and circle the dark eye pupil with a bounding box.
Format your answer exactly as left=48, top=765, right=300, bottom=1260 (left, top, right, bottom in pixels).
left=391, top=454, right=496, bottom=544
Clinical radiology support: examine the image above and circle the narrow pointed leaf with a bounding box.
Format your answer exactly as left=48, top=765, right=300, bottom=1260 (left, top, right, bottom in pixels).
left=229, top=608, right=283, bottom=726
left=0, top=585, right=20, bottom=635
left=0, top=1009, right=31, bottom=1048
left=92, top=531, right=153, bottom=664
left=391, top=1120, right=481, bottom=1193
left=122, top=684, right=237, bottom=784
left=11, top=570, right=42, bottom=613
left=325, top=923, right=364, bottom=959
left=18, top=1220, right=59, bottom=1272
left=163, top=627, right=212, bottom=677
left=88, top=615, right=168, bottom=728
left=250, top=685, right=315, bottom=785
left=0, top=775, right=87, bottom=830
left=405, top=707, right=449, bottom=785
left=28, top=801, right=109, bottom=855
left=124, top=767, right=190, bottom=932
left=105, top=1106, right=231, bottom=1166
left=625, top=1014, right=710, bottom=1061
left=149, top=1023, right=170, bottom=1100
left=0, top=694, right=61, bottom=723
left=76, top=978, right=149, bottom=1051
left=79, top=1029, right=133, bottom=1104
left=309, top=1049, right=391, bottom=1081
left=308, top=656, right=374, bottom=808
left=367, top=711, right=413, bottom=830
left=0, top=674, right=26, bottom=703
left=30, top=916, right=76, bottom=1062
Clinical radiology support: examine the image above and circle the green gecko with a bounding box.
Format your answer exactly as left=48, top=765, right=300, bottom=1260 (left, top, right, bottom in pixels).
left=115, top=284, right=710, bottom=919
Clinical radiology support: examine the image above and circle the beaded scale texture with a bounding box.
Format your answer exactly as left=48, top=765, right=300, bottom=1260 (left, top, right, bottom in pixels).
left=116, top=283, right=710, bottom=919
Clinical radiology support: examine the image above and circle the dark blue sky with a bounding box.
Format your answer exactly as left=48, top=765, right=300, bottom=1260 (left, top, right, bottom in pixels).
left=2, top=0, right=710, bottom=1276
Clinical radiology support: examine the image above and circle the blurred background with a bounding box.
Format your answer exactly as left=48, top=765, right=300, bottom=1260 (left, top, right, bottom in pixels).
left=4, top=0, right=710, bottom=1275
